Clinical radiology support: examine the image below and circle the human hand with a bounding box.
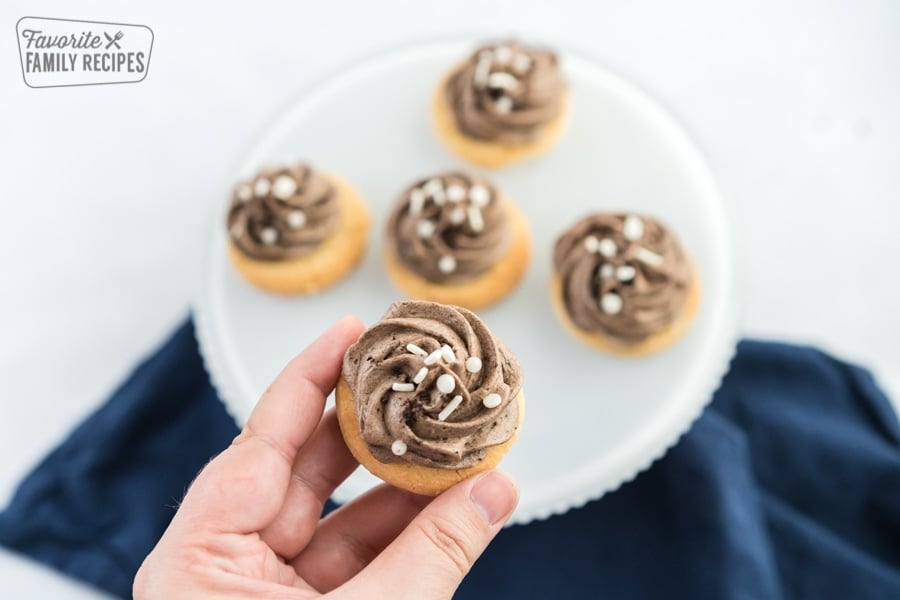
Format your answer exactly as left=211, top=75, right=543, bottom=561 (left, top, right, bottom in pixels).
left=134, top=316, right=519, bottom=599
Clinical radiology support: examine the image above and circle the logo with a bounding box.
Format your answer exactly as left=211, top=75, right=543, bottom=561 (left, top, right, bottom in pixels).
left=16, top=17, right=153, bottom=88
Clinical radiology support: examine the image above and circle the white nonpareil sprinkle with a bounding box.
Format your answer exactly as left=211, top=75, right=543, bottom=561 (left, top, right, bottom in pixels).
left=287, top=210, right=306, bottom=229
left=272, top=175, right=298, bottom=200
left=495, top=96, right=514, bottom=114
left=488, top=72, right=518, bottom=91
left=392, top=382, right=415, bottom=392
left=409, top=188, right=426, bottom=215
left=236, top=184, right=252, bottom=202
left=406, top=343, right=427, bottom=357
left=469, top=184, right=490, bottom=207
left=623, top=215, right=645, bottom=242
left=413, top=367, right=429, bottom=384
left=598, top=263, right=615, bottom=279
left=424, top=349, right=443, bottom=365
left=583, top=235, right=600, bottom=253
left=391, top=439, right=407, bottom=456
left=465, top=356, right=482, bottom=373
left=598, top=238, right=618, bottom=258
left=482, top=393, right=502, bottom=409
left=423, top=177, right=443, bottom=196
left=449, top=207, right=466, bottom=225
left=474, top=57, right=492, bottom=88
left=438, top=395, right=464, bottom=422
left=494, top=45, right=513, bottom=65
left=438, top=255, right=457, bottom=274
left=467, top=205, right=485, bottom=232
left=616, top=264, right=636, bottom=282
left=441, top=344, right=457, bottom=363
left=254, top=177, right=271, bottom=197
left=436, top=373, right=456, bottom=394
left=260, top=227, right=278, bottom=245
left=634, top=247, right=664, bottom=267
left=417, top=220, right=436, bottom=239
left=601, top=292, right=623, bottom=315
left=512, top=53, right=532, bottom=74
left=446, top=184, right=467, bottom=202
left=432, top=187, right=447, bottom=205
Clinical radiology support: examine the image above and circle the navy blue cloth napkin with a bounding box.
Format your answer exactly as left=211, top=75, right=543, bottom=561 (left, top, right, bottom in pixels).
left=1, top=319, right=899, bottom=599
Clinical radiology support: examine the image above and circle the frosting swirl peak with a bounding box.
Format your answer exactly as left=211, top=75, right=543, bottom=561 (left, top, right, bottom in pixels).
left=445, top=40, right=565, bottom=144
left=387, top=172, right=510, bottom=283
left=553, top=214, right=693, bottom=343
left=227, top=164, right=338, bottom=261
left=343, top=301, right=522, bottom=469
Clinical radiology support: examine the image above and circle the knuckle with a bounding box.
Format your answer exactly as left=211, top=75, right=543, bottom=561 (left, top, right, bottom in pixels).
left=416, top=516, right=477, bottom=577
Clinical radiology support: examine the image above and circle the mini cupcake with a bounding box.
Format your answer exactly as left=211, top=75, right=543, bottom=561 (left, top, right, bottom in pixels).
left=432, top=39, right=568, bottom=168
left=226, top=163, right=369, bottom=295
left=551, top=213, right=699, bottom=356
left=384, top=171, right=530, bottom=310
left=337, top=300, right=524, bottom=495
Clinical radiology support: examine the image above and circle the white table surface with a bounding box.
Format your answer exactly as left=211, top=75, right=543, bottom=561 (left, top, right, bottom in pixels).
left=1, top=1, right=898, bottom=597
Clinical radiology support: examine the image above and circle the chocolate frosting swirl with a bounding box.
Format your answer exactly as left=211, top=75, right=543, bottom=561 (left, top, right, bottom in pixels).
left=444, top=40, right=565, bottom=144
left=343, top=301, right=522, bottom=469
left=553, top=213, right=693, bottom=343
left=386, top=172, right=510, bottom=283
left=227, top=164, right=338, bottom=261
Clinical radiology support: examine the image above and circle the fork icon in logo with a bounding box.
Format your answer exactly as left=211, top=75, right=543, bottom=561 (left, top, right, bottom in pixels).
left=104, top=31, right=124, bottom=49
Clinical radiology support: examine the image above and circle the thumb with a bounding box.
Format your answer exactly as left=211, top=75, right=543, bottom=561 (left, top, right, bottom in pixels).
left=346, top=471, right=519, bottom=600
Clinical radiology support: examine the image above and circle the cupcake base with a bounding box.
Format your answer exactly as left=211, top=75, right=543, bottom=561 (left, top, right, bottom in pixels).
left=335, top=377, right=524, bottom=496
left=431, top=70, right=569, bottom=169
left=550, top=273, right=701, bottom=357
left=228, top=173, right=370, bottom=295
left=384, top=198, right=531, bottom=310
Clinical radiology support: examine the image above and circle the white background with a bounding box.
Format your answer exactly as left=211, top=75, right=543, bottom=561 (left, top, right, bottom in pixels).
left=1, top=1, right=898, bottom=597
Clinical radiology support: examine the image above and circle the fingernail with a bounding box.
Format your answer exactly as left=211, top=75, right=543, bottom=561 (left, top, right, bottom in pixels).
left=470, top=471, right=518, bottom=525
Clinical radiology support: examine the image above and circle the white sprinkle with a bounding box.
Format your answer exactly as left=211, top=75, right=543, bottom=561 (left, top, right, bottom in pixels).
left=413, top=367, right=429, bottom=384
left=601, top=293, right=623, bottom=315
left=438, top=395, right=464, bottom=422
left=635, top=247, right=664, bottom=267
left=474, top=57, right=492, bottom=88
left=449, top=207, right=466, bottom=225
left=494, top=45, right=513, bottom=65
left=424, top=349, right=443, bottom=365
left=432, top=188, right=446, bottom=205
left=436, top=373, right=456, bottom=394
left=512, top=53, right=532, bottom=74
left=417, top=220, right=436, bottom=239
left=260, top=227, right=278, bottom=245
left=488, top=72, right=518, bottom=91
left=272, top=175, right=298, bottom=200
left=440, top=344, right=457, bottom=363
left=465, top=356, right=482, bottom=373
left=483, top=393, right=502, bottom=409
left=598, top=263, right=615, bottom=279
left=236, top=184, right=252, bottom=202
left=423, top=177, right=443, bottom=196
left=623, top=215, right=645, bottom=242
left=287, top=210, right=306, bottom=229
left=478, top=49, right=494, bottom=62
left=598, top=238, right=618, bottom=258
left=583, top=235, right=600, bottom=253
left=392, top=382, right=414, bottom=392
left=254, top=177, right=270, bottom=197
left=495, top=96, right=514, bottom=114
left=406, top=343, right=428, bottom=357
left=438, top=255, right=457, bottom=274
left=467, top=205, right=485, bottom=232
left=469, top=184, right=490, bottom=207
left=616, top=264, right=636, bottom=282
left=409, top=188, right=426, bottom=215
left=446, top=184, right=467, bottom=202
left=391, top=439, right=407, bottom=456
